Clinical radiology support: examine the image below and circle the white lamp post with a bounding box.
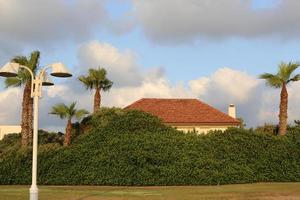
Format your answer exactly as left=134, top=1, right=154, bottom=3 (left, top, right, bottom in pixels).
left=0, top=62, right=72, bottom=200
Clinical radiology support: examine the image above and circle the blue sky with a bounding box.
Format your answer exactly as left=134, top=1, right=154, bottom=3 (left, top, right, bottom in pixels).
left=34, top=0, right=300, bottom=83
left=35, top=28, right=300, bottom=84
left=1, top=0, right=300, bottom=129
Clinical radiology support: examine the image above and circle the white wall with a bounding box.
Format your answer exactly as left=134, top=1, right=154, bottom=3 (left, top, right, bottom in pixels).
left=0, top=126, right=21, bottom=140
left=173, top=125, right=238, bottom=134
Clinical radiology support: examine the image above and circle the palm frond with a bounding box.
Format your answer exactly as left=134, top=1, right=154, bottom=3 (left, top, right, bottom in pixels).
left=68, top=102, right=77, bottom=117
left=259, top=73, right=275, bottom=79
left=5, top=63, right=32, bottom=88
left=5, top=77, right=22, bottom=88
left=7, top=51, right=41, bottom=87
left=75, top=109, right=89, bottom=120
left=69, top=102, right=76, bottom=111
left=102, top=79, right=113, bottom=91
left=49, top=103, right=69, bottom=119
left=289, top=74, right=300, bottom=82
left=11, top=56, right=28, bottom=66
left=28, top=51, right=40, bottom=73
left=278, top=62, right=300, bottom=82
left=78, top=67, right=113, bottom=91
left=286, top=62, right=300, bottom=76
left=78, top=76, right=94, bottom=90
left=50, top=102, right=89, bottom=121
left=17, top=68, right=32, bottom=83
left=259, top=73, right=282, bottom=88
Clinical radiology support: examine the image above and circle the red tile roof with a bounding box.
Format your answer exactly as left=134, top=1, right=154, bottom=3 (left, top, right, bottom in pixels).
left=125, top=98, right=240, bottom=125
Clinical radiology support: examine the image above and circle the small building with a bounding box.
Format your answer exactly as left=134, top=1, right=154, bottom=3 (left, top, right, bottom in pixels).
left=0, top=125, right=21, bottom=140
left=125, top=98, right=240, bottom=134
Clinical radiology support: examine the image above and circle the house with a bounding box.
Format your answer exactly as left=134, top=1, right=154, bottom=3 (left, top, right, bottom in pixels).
left=0, top=125, right=21, bottom=140
left=125, top=98, right=240, bottom=134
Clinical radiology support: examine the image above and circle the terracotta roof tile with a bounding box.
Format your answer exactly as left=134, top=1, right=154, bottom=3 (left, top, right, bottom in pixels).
left=125, top=98, right=240, bottom=125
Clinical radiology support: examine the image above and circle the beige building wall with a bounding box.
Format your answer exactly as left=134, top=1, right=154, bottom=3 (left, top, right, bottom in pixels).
left=0, top=126, right=21, bottom=140
left=172, top=125, right=238, bottom=134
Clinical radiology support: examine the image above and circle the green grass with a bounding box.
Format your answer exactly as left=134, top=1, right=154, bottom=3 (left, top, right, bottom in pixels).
left=1, top=183, right=300, bottom=200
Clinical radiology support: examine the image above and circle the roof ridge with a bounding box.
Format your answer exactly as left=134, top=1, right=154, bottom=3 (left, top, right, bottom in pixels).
left=124, top=98, right=198, bottom=109
left=125, top=98, right=240, bottom=124
left=194, top=99, right=239, bottom=123
left=140, top=98, right=198, bottom=100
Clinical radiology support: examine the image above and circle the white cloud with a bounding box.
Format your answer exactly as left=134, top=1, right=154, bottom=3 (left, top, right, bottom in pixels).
left=192, top=68, right=260, bottom=104
left=0, top=0, right=108, bottom=44
left=1, top=42, right=300, bottom=132
left=131, top=0, right=300, bottom=43
left=78, top=41, right=141, bottom=86
left=187, top=68, right=262, bottom=126
left=0, top=0, right=131, bottom=62
left=45, top=82, right=93, bottom=112
left=102, top=78, right=192, bottom=107
left=77, top=41, right=164, bottom=87
left=283, top=82, right=300, bottom=123
left=189, top=77, right=210, bottom=97
left=0, top=88, right=22, bottom=125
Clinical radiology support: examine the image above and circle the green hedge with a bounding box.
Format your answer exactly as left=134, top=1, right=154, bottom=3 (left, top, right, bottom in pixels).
left=0, top=109, right=300, bottom=185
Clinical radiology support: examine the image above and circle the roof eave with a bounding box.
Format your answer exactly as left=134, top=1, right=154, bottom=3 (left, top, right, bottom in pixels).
left=165, top=122, right=241, bottom=126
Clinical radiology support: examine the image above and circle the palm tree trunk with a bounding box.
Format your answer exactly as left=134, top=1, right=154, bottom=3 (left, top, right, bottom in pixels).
left=93, top=87, right=101, bottom=113
left=279, top=83, right=288, bottom=135
left=21, top=82, right=32, bottom=147
left=64, top=119, right=72, bottom=146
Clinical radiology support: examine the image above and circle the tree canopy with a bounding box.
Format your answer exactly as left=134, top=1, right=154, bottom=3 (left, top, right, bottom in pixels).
left=260, top=62, right=300, bottom=88
left=78, top=68, right=113, bottom=91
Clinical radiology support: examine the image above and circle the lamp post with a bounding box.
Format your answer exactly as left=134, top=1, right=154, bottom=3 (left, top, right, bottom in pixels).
left=0, top=62, right=72, bottom=200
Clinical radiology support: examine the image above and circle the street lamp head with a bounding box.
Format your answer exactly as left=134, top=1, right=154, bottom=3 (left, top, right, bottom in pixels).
left=42, top=72, right=54, bottom=86
left=0, top=62, right=19, bottom=77
left=49, top=63, right=72, bottom=78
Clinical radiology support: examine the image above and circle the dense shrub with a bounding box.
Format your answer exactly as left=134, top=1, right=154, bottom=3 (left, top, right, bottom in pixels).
left=255, top=123, right=279, bottom=135
left=0, top=109, right=300, bottom=185
left=0, top=130, right=63, bottom=159
left=38, top=130, right=64, bottom=145
left=0, top=133, right=21, bottom=157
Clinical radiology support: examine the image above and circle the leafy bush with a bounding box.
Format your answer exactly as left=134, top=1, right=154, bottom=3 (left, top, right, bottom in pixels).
left=255, top=123, right=279, bottom=135
left=38, top=130, right=64, bottom=145
left=0, top=133, right=21, bottom=157
left=0, top=130, right=63, bottom=159
left=0, top=109, right=300, bottom=185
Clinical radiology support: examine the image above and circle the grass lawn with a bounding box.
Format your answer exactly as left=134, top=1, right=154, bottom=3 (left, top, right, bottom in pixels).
left=1, top=183, right=300, bottom=200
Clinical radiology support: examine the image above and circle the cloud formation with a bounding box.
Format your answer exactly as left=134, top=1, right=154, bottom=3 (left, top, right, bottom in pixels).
left=132, top=0, right=300, bottom=43
left=0, top=0, right=107, bottom=44
left=0, top=88, right=22, bottom=125
left=0, top=0, right=109, bottom=62
left=1, top=42, right=300, bottom=132
left=78, top=41, right=142, bottom=86
left=189, top=68, right=273, bottom=126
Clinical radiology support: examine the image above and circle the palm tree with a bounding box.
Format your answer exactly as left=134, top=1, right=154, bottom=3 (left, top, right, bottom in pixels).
left=50, top=102, right=89, bottom=146
left=5, top=51, right=40, bottom=147
left=260, top=62, right=300, bottom=135
left=78, top=68, right=113, bottom=113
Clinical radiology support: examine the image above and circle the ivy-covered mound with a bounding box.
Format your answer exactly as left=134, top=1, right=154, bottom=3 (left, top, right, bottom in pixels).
left=1, top=109, right=300, bottom=185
